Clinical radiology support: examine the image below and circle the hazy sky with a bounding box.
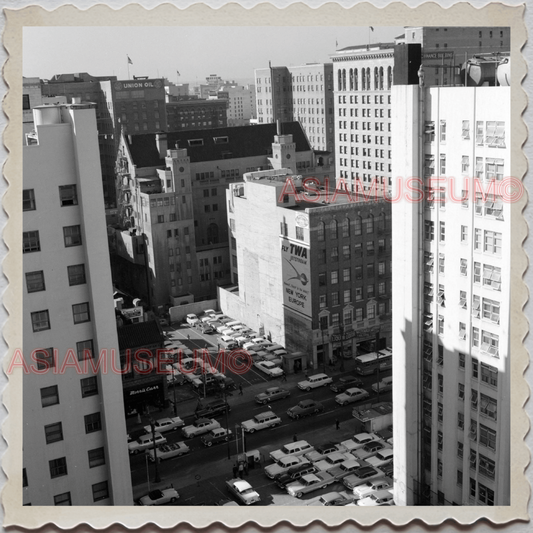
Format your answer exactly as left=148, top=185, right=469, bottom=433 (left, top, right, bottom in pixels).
left=23, top=26, right=403, bottom=84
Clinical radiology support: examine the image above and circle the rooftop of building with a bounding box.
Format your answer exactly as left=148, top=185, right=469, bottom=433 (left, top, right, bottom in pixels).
left=127, top=121, right=312, bottom=168
left=352, top=402, right=393, bottom=421
left=336, top=42, right=395, bottom=53
left=117, top=319, right=164, bottom=351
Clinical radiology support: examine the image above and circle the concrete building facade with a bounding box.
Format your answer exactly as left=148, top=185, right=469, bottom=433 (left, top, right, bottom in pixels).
left=392, top=78, right=511, bottom=505
left=23, top=103, right=132, bottom=505
left=165, top=97, right=228, bottom=131
left=254, top=63, right=335, bottom=154
left=217, top=83, right=257, bottom=127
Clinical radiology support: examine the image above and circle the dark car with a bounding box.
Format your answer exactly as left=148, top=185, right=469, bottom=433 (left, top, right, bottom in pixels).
left=381, top=462, right=394, bottom=478
left=275, top=463, right=317, bottom=489
left=287, top=399, right=324, bottom=419
left=195, top=399, right=231, bottom=419
left=255, top=386, right=291, bottom=405
left=330, top=375, right=364, bottom=393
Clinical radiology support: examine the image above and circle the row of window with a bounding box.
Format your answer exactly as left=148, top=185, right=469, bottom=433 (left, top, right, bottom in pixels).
left=23, top=480, right=109, bottom=505
left=32, top=341, right=94, bottom=371
left=30, top=302, right=90, bottom=332
left=23, top=226, right=81, bottom=253
left=318, top=241, right=389, bottom=262
left=318, top=301, right=388, bottom=329
left=337, top=66, right=393, bottom=92
left=23, top=186, right=78, bottom=211
left=26, top=264, right=85, bottom=294
left=458, top=385, right=498, bottom=421
left=316, top=214, right=389, bottom=240
left=424, top=120, right=506, bottom=149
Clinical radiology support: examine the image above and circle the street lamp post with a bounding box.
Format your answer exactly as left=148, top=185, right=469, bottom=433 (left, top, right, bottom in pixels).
left=339, top=325, right=345, bottom=372
left=149, top=419, right=161, bottom=483
left=220, top=383, right=231, bottom=460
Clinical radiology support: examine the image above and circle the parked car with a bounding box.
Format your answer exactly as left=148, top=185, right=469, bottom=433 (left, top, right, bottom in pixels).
left=287, top=399, right=324, bottom=419
left=191, top=373, right=217, bottom=389
left=297, top=373, right=333, bottom=391
left=220, top=335, right=238, bottom=350
left=304, top=442, right=346, bottom=463
left=357, top=489, right=395, bottom=506
left=335, top=387, right=371, bottom=406
left=307, top=491, right=354, bottom=506
left=275, top=464, right=317, bottom=489
left=143, top=416, right=185, bottom=434
left=313, top=452, right=354, bottom=472
left=330, top=375, right=364, bottom=393
left=225, top=479, right=261, bottom=505
left=352, top=441, right=389, bottom=461
left=328, top=459, right=365, bottom=481
left=381, top=462, right=394, bottom=478
left=365, top=448, right=394, bottom=468
left=202, top=309, right=217, bottom=318
left=181, top=418, right=221, bottom=438
left=214, top=374, right=237, bottom=391
left=138, top=486, right=179, bottom=506
left=198, top=322, right=215, bottom=334
left=195, top=399, right=231, bottom=419
left=255, top=386, right=290, bottom=405
left=128, top=432, right=166, bottom=454
left=270, top=440, right=314, bottom=462
left=342, top=466, right=384, bottom=490
left=241, top=410, right=282, bottom=433
left=201, top=427, right=233, bottom=447
left=286, top=472, right=335, bottom=498
left=186, top=313, right=199, bottom=326
left=341, top=433, right=381, bottom=452
left=371, top=375, right=393, bottom=393
left=264, top=456, right=310, bottom=479
left=352, top=478, right=394, bottom=501
left=147, top=441, right=190, bottom=462
left=254, top=360, right=284, bottom=378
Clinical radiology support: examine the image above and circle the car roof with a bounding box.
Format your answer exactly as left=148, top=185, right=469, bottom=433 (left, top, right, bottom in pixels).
left=301, top=474, right=319, bottom=482
left=256, top=410, right=276, bottom=419
left=310, top=373, right=328, bottom=379
left=299, top=399, right=315, bottom=406
left=345, top=387, right=364, bottom=394
left=195, top=417, right=212, bottom=424
left=266, top=387, right=280, bottom=392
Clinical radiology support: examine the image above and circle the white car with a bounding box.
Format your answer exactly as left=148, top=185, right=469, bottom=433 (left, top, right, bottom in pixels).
left=254, top=360, right=284, bottom=378
left=225, top=478, right=261, bottom=505
left=353, top=478, right=394, bottom=501
left=138, top=487, right=179, bottom=506
left=143, top=416, right=185, bottom=434
left=313, top=452, right=354, bottom=472
left=307, top=491, right=354, bottom=506
left=335, top=387, right=370, bottom=406
left=147, top=441, right=190, bottom=462
left=264, top=456, right=310, bottom=479
left=297, top=373, right=333, bottom=391
left=181, top=417, right=221, bottom=438
left=352, top=441, right=389, bottom=461
left=365, top=448, right=394, bottom=468
left=186, top=313, right=199, bottom=326
left=202, top=309, right=217, bottom=318
left=286, top=472, right=335, bottom=498
left=241, top=411, right=282, bottom=433
left=128, top=432, right=166, bottom=454
left=341, top=433, right=381, bottom=452
left=343, top=466, right=384, bottom=490
left=357, top=489, right=395, bottom=506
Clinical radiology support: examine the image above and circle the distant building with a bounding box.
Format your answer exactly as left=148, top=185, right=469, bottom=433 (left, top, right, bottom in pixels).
left=23, top=103, right=132, bottom=505
left=111, top=122, right=329, bottom=312
left=165, top=97, right=228, bottom=131
left=254, top=63, right=335, bottom=155
left=217, top=83, right=257, bottom=126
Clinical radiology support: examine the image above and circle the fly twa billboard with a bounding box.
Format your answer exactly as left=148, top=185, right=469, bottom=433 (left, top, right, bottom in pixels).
left=280, top=238, right=311, bottom=318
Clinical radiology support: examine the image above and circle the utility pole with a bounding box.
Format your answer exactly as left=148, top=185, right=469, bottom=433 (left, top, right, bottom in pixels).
left=149, top=419, right=161, bottom=483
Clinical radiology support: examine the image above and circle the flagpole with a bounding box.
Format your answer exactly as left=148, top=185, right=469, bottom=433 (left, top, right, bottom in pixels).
left=127, top=55, right=130, bottom=80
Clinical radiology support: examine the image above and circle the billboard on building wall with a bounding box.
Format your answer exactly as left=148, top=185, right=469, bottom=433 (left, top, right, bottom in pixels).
left=280, top=238, right=311, bottom=319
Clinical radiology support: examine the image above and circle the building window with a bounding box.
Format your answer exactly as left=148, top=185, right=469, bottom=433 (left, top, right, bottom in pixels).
left=317, top=222, right=325, bottom=241
left=462, top=120, right=470, bottom=139
left=355, top=287, right=363, bottom=301
left=331, top=313, right=339, bottom=327
left=319, top=295, right=327, bottom=309
left=331, top=271, right=338, bottom=285
left=331, top=292, right=339, bottom=306
left=439, top=221, right=445, bottom=242
left=483, top=264, right=501, bottom=290
left=484, top=230, right=502, bottom=255
left=35, top=347, right=54, bottom=370
left=458, top=412, right=464, bottom=430
left=330, top=220, right=338, bottom=239
left=458, top=383, right=465, bottom=400
left=438, top=374, right=443, bottom=394
left=342, top=245, right=350, bottom=260
left=44, top=422, right=63, bottom=444
left=72, top=302, right=90, bottom=324
left=49, top=457, right=67, bottom=478
left=31, top=310, right=50, bottom=332
left=354, top=217, right=362, bottom=235
left=67, top=264, right=86, bottom=286
left=296, top=227, right=304, bottom=241
left=84, top=412, right=102, bottom=434
left=438, top=315, right=444, bottom=335
left=92, top=481, right=109, bottom=502
left=81, top=376, right=98, bottom=398
left=59, top=185, right=78, bottom=206
left=482, top=298, right=500, bottom=323
left=331, top=247, right=339, bottom=261
left=424, top=220, right=434, bottom=241
left=478, top=483, right=495, bottom=506
left=343, top=289, right=351, bottom=304
left=26, top=270, right=45, bottom=293
left=481, top=330, right=499, bottom=357
left=479, top=424, right=497, bottom=450
left=41, top=385, right=59, bottom=407
left=343, top=268, right=351, bottom=282
left=481, top=362, right=498, bottom=387
left=54, top=492, right=71, bottom=506
left=63, top=225, right=82, bottom=247
left=23, top=230, right=41, bottom=253
left=364, top=215, right=374, bottom=234
left=480, top=393, right=498, bottom=420
left=23, top=189, right=36, bottom=211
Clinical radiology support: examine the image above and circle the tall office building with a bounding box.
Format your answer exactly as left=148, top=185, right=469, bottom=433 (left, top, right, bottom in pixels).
left=217, top=83, right=257, bottom=126
left=254, top=63, right=335, bottom=154
left=23, top=103, right=132, bottom=505
left=392, top=50, right=510, bottom=506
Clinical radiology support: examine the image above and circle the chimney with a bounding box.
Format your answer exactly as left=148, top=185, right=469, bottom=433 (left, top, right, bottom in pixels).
left=156, top=133, right=168, bottom=159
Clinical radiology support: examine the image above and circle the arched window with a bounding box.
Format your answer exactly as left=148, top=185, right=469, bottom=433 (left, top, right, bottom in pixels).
left=362, top=69, right=366, bottom=91
left=387, top=66, right=393, bottom=90
left=366, top=214, right=374, bottom=234
left=379, top=67, right=384, bottom=90
left=317, top=221, right=325, bottom=242
left=366, top=68, right=371, bottom=90
left=342, top=69, right=347, bottom=91
left=354, top=68, right=358, bottom=91
left=354, top=216, right=362, bottom=236
left=349, top=69, right=354, bottom=91
left=207, top=223, right=219, bottom=244
left=330, top=219, right=338, bottom=239
left=338, top=70, right=342, bottom=91
left=342, top=217, right=350, bottom=238
left=374, top=67, right=379, bottom=90
left=378, top=212, right=386, bottom=232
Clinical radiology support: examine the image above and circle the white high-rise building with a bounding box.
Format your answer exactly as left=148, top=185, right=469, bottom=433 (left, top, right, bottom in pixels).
left=23, top=103, right=132, bottom=505
left=392, top=70, right=510, bottom=505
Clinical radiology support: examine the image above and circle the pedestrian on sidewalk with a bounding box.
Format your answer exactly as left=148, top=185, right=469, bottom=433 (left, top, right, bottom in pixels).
left=304, top=372, right=309, bottom=380
left=238, top=384, right=243, bottom=396
left=293, top=434, right=298, bottom=442
left=281, top=373, right=287, bottom=382
left=232, top=463, right=238, bottom=478
left=335, top=418, right=340, bottom=430
left=187, top=334, right=190, bottom=340
left=238, top=462, right=244, bottom=479
left=244, top=461, right=249, bottom=476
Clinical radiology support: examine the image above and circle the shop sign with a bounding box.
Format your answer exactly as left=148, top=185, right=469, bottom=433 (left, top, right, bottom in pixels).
left=127, top=384, right=160, bottom=397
